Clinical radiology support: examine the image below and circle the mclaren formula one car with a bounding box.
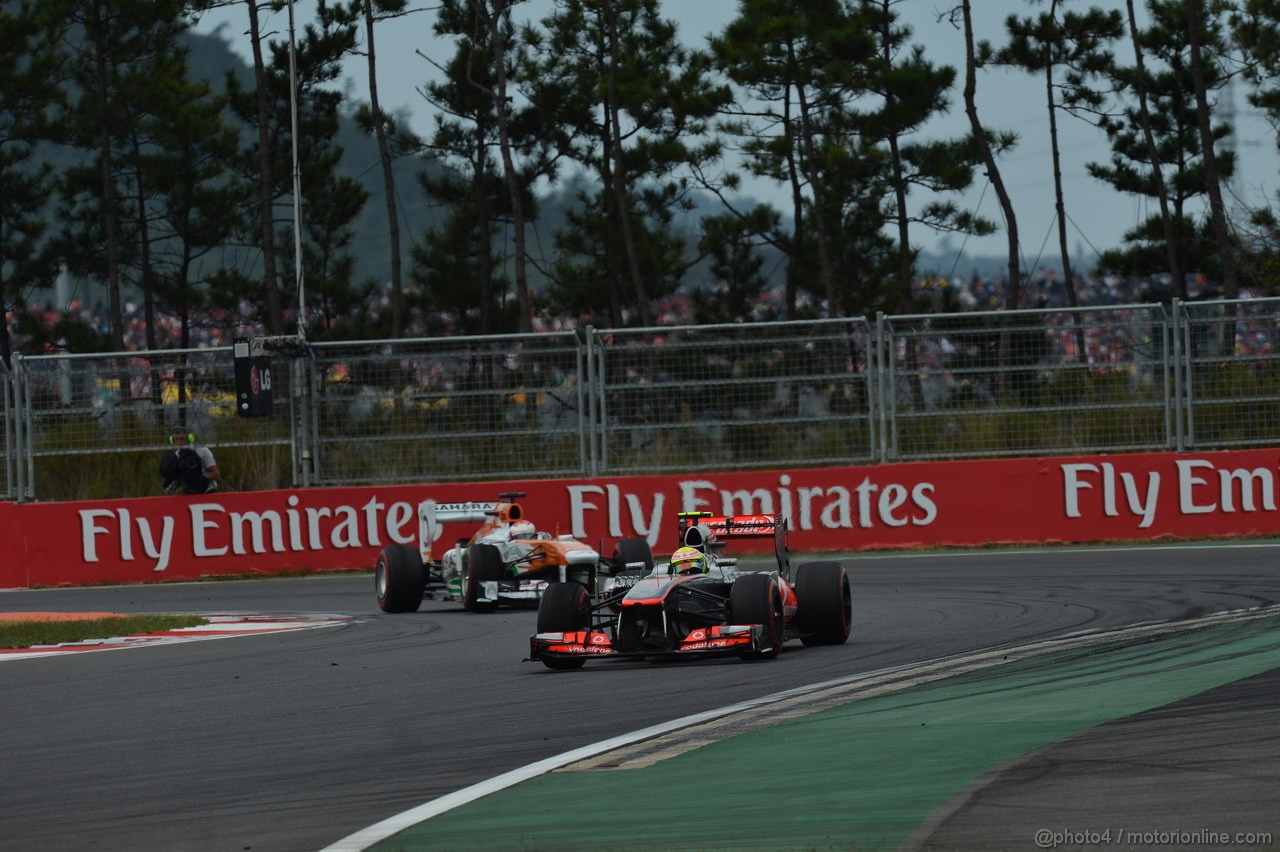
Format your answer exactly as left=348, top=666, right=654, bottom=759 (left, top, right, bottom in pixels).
left=528, top=511, right=851, bottom=669
left=375, top=492, right=653, bottom=613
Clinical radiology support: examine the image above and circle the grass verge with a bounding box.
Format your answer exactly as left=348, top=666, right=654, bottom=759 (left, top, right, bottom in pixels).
left=0, top=615, right=209, bottom=650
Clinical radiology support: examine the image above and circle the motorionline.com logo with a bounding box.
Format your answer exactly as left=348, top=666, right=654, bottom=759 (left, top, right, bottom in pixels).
left=1035, top=828, right=1273, bottom=848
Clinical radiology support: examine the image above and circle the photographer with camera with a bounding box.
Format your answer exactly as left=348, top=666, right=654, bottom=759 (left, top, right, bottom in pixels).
left=160, top=429, right=220, bottom=494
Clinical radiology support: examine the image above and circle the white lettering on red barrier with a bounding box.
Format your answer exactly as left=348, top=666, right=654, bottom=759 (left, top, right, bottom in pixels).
left=570, top=474, right=937, bottom=545
left=18, top=449, right=1280, bottom=590
left=1064, top=459, right=1280, bottom=528
left=81, top=495, right=419, bottom=572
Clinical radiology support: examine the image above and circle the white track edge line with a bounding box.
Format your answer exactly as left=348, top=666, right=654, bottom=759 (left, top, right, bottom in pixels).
left=318, top=605, right=1280, bottom=852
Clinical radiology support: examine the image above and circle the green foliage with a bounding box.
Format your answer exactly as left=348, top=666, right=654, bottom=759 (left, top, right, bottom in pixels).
left=1087, top=0, right=1235, bottom=288
left=534, top=0, right=730, bottom=326
left=32, top=421, right=294, bottom=500
left=0, top=615, right=209, bottom=649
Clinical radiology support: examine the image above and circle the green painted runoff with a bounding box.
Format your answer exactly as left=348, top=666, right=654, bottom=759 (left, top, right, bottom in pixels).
left=376, top=616, right=1280, bottom=851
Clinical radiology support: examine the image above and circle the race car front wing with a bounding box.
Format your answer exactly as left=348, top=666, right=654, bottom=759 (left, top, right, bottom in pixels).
left=527, top=623, right=774, bottom=663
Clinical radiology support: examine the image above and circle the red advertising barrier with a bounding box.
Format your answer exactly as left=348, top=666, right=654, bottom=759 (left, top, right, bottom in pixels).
left=0, top=500, right=24, bottom=588
left=4, top=448, right=1280, bottom=588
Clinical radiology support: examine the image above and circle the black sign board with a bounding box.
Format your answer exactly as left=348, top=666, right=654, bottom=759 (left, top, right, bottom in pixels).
left=233, top=337, right=273, bottom=417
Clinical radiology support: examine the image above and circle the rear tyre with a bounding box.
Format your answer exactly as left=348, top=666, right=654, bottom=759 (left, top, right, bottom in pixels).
left=611, top=538, right=654, bottom=575
left=463, top=544, right=505, bottom=613
left=729, top=573, right=784, bottom=660
left=375, top=544, right=425, bottom=613
left=794, top=561, right=852, bottom=646
left=536, top=583, right=591, bottom=670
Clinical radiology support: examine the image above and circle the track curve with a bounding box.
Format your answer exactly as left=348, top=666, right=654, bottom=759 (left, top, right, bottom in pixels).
left=2, top=543, right=1279, bottom=852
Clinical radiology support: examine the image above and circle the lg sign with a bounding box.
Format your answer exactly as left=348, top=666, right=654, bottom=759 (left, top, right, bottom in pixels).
left=234, top=337, right=273, bottom=417
left=250, top=365, right=272, bottom=395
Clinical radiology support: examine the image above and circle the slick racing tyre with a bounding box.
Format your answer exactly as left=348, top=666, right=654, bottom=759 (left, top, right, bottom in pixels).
left=536, top=583, right=591, bottom=670
left=375, top=544, right=425, bottom=613
left=794, top=561, right=852, bottom=646
left=463, top=543, right=505, bottom=613
left=611, top=538, right=654, bottom=576
left=729, top=573, right=784, bottom=660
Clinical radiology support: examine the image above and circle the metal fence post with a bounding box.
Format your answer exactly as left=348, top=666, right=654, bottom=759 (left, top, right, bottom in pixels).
left=294, top=353, right=314, bottom=487
left=575, top=330, right=588, bottom=477
left=584, top=327, right=597, bottom=477
left=1, top=358, right=13, bottom=501
left=590, top=326, right=610, bottom=477
left=871, top=312, right=883, bottom=462
left=1171, top=299, right=1183, bottom=451
left=14, top=355, right=31, bottom=502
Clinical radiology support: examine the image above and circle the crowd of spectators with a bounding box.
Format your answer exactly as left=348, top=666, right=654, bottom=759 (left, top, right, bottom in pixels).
left=10, top=296, right=266, bottom=354
left=4, top=267, right=1277, bottom=357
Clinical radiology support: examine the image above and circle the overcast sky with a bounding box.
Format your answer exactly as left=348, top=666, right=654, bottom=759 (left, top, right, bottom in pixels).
left=197, top=0, right=1280, bottom=275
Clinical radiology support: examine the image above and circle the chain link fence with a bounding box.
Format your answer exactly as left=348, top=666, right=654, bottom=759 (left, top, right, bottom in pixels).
left=5, top=300, right=1280, bottom=501
left=585, top=320, right=874, bottom=475
left=879, top=304, right=1172, bottom=460
left=1, top=358, right=13, bottom=500
left=11, top=348, right=295, bottom=500
left=1178, top=298, right=1280, bottom=450
left=308, top=332, right=585, bottom=486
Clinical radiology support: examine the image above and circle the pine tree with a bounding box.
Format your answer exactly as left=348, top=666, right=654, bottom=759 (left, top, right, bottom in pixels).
left=1089, top=0, right=1235, bottom=296
left=712, top=0, right=886, bottom=319
left=0, top=0, right=67, bottom=364
left=338, top=0, right=422, bottom=338
left=861, top=0, right=994, bottom=313
left=222, top=0, right=366, bottom=336
left=536, top=0, right=727, bottom=326
left=59, top=0, right=190, bottom=353
left=987, top=0, right=1123, bottom=312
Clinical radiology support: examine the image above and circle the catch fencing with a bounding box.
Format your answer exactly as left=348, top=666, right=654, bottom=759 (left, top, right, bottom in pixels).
left=1, top=357, right=13, bottom=499
left=4, top=297, right=1280, bottom=501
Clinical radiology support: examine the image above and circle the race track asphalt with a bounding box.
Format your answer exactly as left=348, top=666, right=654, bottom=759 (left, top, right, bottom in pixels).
left=361, top=610, right=1280, bottom=850
left=1, top=543, right=1279, bottom=851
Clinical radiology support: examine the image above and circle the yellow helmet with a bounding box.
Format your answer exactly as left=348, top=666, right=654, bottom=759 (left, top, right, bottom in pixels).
left=670, top=546, right=707, bottom=574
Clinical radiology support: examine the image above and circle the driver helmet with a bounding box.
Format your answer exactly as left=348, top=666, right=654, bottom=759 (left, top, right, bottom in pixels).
left=670, top=545, right=707, bottom=575
left=509, top=520, right=537, bottom=539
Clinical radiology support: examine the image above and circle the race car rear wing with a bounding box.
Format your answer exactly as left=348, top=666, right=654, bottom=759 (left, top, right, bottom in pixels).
left=678, top=511, right=791, bottom=576
left=417, top=493, right=527, bottom=561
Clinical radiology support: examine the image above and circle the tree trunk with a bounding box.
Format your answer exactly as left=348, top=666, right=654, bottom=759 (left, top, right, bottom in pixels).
left=1043, top=0, right=1086, bottom=361
left=961, top=0, right=1020, bottom=312
left=1126, top=0, right=1184, bottom=300
left=363, top=0, right=404, bottom=337
left=247, top=0, right=282, bottom=335
left=783, top=81, right=803, bottom=322
left=1183, top=0, right=1237, bottom=302
left=604, top=3, right=652, bottom=327
left=484, top=0, right=533, bottom=333
left=90, top=0, right=124, bottom=353
left=789, top=43, right=837, bottom=318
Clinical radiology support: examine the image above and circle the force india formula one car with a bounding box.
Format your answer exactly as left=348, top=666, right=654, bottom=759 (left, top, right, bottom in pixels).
left=527, top=511, right=852, bottom=669
left=375, top=492, right=655, bottom=613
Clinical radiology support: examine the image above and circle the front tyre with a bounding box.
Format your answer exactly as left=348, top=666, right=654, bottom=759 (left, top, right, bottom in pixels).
left=536, top=583, right=591, bottom=670
left=729, top=573, right=784, bottom=660
left=794, top=561, right=852, bottom=646
left=464, top=544, right=506, bottom=613
left=375, top=544, right=425, bottom=613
